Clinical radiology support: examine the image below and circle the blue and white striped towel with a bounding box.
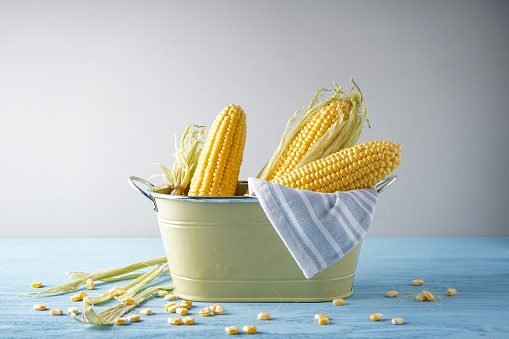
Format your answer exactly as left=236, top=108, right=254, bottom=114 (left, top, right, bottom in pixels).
left=248, top=177, right=378, bottom=279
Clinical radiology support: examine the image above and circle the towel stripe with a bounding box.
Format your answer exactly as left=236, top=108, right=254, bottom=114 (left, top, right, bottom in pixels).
left=248, top=178, right=378, bottom=279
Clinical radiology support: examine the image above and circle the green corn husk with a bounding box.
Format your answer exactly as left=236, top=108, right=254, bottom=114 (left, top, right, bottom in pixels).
left=82, top=263, right=168, bottom=305
left=152, top=124, right=206, bottom=195
left=257, top=78, right=369, bottom=180
left=20, top=256, right=167, bottom=297
left=72, top=285, right=174, bottom=325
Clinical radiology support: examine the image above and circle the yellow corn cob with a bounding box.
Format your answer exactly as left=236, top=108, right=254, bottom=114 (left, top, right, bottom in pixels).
left=266, top=100, right=352, bottom=181
left=188, top=104, right=247, bottom=196
left=272, top=141, right=401, bottom=192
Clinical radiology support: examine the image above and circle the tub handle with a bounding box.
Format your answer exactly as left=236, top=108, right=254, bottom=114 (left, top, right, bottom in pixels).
left=375, top=175, right=397, bottom=194
left=128, top=176, right=157, bottom=211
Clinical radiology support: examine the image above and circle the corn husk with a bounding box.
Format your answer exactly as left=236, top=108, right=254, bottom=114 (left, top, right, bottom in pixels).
left=152, top=124, right=206, bottom=195
left=20, top=256, right=167, bottom=297
left=257, top=78, right=368, bottom=180
left=82, top=263, right=168, bottom=305
left=72, top=285, right=173, bottom=325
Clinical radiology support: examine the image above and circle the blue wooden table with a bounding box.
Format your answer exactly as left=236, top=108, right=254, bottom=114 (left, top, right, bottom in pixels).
left=1, top=237, right=508, bottom=338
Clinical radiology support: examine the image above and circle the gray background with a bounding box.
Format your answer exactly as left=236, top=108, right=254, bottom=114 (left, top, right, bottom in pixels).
left=1, top=0, right=508, bottom=237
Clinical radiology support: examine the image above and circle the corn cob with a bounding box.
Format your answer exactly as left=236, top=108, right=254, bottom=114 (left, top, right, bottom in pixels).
left=257, top=79, right=367, bottom=182
left=266, top=99, right=352, bottom=181
left=188, top=104, right=247, bottom=196
left=272, top=141, right=401, bottom=193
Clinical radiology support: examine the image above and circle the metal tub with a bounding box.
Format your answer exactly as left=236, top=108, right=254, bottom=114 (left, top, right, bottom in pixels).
left=129, top=176, right=396, bottom=302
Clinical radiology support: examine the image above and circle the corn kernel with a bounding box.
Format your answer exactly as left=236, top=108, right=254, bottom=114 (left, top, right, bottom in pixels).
left=182, top=316, right=195, bottom=325
left=447, top=288, right=457, bottom=296
left=31, top=281, right=42, bottom=288
left=70, top=295, right=81, bottom=302
left=317, top=317, right=329, bottom=325
left=176, top=307, right=188, bottom=316
left=416, top=293, right=426, bottom=301
left=67, top=307, right=79, bottom=315
left=78, top=291, right=88, bottom=299
left=50, top=308, right=63, bottom=316
left=422, top=291, right=435, bottom=302
left=33, top=304, right=46, bottom=311
left=115, top=317, right=128, bottom=325
left=243, top=325, right=257, bottom=334
left=167, top=305, right=178, bottom=313
left=127, top=314, right=140, bottom=323
left=117, top=290, right=126, bottom=296
left=314, top=313, right=329, bottom=320
left=199, top=307, right=212, bottom=317
left=370, top=313, right=383, bottom=321
left=181, top=300, right=193, bottom=306
left=157, top=290, right=169, bottom=297
left=332, top=298, right=345, bottom=306
left=225, top=326, right=239, bottom=335
left=168, top=317, right=182, bottom=325
left=165, top=302, right=177, bottom=311
left=386, top=290, right=398, bottom=298
left=125, top=296, right=136, bottom=305
left=392, top=317, right=404, bottom=325
left=140, top=308, right=152, bottom=315
left=177, top=303, right=189, bottom=309
left=85, top=278, right=95, bottom=290
left=412, top=279, right=424, bottom=286
left=257, top=312, right=270, bottom=320
left=164, top=294, right=177, bottom=301
left=211, top=304, right=225, bottom=315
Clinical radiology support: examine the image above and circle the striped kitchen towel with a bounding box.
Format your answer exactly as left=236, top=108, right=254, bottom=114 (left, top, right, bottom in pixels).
left=248, top=177, right=378, bottom=279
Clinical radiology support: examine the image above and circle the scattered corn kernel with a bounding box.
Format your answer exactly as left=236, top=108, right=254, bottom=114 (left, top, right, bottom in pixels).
left=176, top=307, right=188, bottom=316
left=115, top=317, right=128, bottom=325
left=416, top=293, right=426, bottom=301
left=127, top=314, right=140, bottom=323
left=67, top=307, right=79, bottom=315
left=140, top=308, right=153, bottom=315
left=182, top=316, right=195, bottom=325
left=157, top=290, right=169, bottom=297
left=332, top=298, right=345, bottom=306
left=386, top=290, right=398, bottom=298
left=78, top=291, right=88, bottom=299
left=50, top=308, right=63, bottom=316
left=125, top=296, right=136, bottom=305
left=70, top=295, right=81, bottom=302
left=211, top=304, right=225, bottom=315
left=225, top=326, right=239, bottom=335
left=447, top=288, right=457, bottom=296
left=181, top=300, right=193, bottom=306
left=422, top=291, right=435, bottom=302
left=412, top=279, right=424, bottom=286
left=164, top=294, right=177, bottom=301
left=177, top=303, right=189, bottom=309
left=314, top=313, right=329, bottom=320
left=33, top=304, right=46, bottom=311
left=165, top=303, right=177, bottom=311
left=167, top=305, right=178, bottom=313
left=317, top=317, right=329, bottom=325
left=85, top=278, right=95, bottom=290
left=392, top=317, right=404, bottom=325
left=117, top=289, right=127, bottom=296
left=370, top=313, right=384, bottom=321
left=257, top=312, right=270, bottom=320
left=200, top=307, right=212, bottom=317
left=243, top=325, right=257, bottom=334
left=168, top=317, right=182, bottom=325
left=31, top=281, right=42, bottom=288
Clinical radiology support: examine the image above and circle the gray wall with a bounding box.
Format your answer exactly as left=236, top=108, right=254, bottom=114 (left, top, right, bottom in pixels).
left=1, top=0, right=508, bottom=237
